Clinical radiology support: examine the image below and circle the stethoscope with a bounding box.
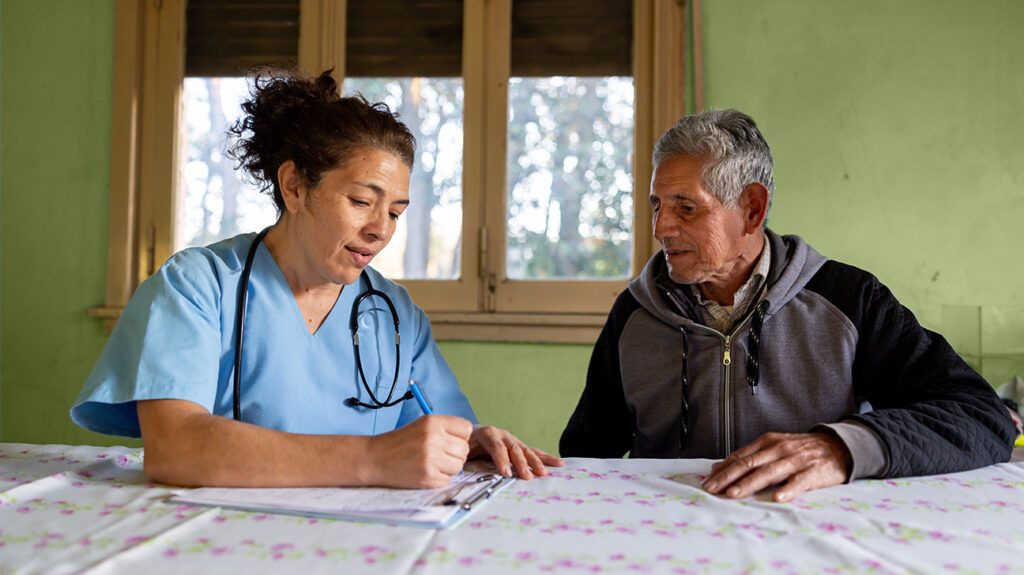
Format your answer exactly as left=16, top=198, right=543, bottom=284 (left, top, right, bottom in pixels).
left=231, top=227, right=414, bottom=421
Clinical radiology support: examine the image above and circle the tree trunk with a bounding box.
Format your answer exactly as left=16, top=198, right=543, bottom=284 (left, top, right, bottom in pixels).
left=209, top=78, right=241, bottom=238
left=398, top=78, right=433, bottom=278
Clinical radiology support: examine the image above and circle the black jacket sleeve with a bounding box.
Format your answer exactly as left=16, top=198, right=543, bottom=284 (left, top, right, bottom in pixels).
left=559, top=289, right=640, bottom=458
left=807, top=262, right=1015, bottom=477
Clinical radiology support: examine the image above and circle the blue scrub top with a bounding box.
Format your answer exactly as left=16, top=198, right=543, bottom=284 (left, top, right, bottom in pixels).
left=71, top=233, right=477, bottom=437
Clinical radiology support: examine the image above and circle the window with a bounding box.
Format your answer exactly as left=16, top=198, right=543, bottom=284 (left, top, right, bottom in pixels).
left=179, top=77, right=279, bottom=250
left=505, top=76, right=635, bottom=281
left=342, top=76, right=465, bottom=281
left=178, top=0, right=299, bottom=250
left=342, top=0, right=466, bottom=282
left=95, top=0, right=687, bottom=342
left=490, top=0, right=636, bottom=315
left=506, top=0, right=635, bottom=283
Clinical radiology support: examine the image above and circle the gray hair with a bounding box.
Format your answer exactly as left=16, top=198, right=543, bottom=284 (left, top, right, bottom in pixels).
left=653, top=109, right=775, bottom=209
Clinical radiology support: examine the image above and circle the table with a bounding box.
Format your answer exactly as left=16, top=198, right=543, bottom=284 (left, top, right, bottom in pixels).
left=2, top=444, right=1022, bottom=574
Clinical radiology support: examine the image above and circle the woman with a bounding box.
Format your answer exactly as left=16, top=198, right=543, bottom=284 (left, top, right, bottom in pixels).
left=71, top=71, right=561, bottom=488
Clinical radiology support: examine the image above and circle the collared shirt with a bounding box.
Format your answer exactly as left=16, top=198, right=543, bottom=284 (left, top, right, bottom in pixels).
left=690, top=236, right=771, bottom=333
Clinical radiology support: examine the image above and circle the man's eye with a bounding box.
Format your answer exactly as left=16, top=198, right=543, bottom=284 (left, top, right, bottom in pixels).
left=351, top=198, right=371, bottom=207
left=389, top=212, right=401, bottom=221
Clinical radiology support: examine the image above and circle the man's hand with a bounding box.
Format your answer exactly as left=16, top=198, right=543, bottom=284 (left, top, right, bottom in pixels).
left=365, top=415, right=473, bottom=489
left=468, top=425, right=564, bottom=480
left=702, top=431, right=852, bottom=502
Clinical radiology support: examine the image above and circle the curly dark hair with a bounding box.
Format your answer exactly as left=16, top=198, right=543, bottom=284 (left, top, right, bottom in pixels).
left=228, top=69, right=416, bottom=212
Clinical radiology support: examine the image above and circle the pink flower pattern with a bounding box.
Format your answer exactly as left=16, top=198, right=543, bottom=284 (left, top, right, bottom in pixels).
left=1, top=444, right=1022, bottom=573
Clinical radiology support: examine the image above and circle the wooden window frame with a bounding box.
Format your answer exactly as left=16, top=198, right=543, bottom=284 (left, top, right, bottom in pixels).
left=92, top=0, right=687, bottom=343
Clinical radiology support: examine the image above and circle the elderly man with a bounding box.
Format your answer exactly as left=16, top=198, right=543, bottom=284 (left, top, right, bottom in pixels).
left=560, top=109, right=1014, bottom=501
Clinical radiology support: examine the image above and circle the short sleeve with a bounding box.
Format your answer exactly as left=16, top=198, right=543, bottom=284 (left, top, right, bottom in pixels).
left=396, top=306, right=477, bottom=427
left=70, top=249, right=225, bottom=437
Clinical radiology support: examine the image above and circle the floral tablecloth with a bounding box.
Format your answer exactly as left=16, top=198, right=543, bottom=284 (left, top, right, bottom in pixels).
left=2, top=443, right=1022, bottom=574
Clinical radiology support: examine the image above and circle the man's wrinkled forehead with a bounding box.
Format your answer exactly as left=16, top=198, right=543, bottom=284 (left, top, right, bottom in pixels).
left=650, top=156, right=708, bottom=199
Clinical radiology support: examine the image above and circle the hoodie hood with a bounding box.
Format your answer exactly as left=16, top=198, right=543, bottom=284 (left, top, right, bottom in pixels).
left=628, top=228, right=828, bottom=328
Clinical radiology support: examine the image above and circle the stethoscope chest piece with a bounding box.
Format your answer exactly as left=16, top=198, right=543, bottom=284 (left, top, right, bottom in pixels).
left=347, top=282, right=407, bottom=409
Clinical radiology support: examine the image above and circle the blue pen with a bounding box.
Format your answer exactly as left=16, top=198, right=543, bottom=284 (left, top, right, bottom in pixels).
left=408, top=380, right=433, bottom=415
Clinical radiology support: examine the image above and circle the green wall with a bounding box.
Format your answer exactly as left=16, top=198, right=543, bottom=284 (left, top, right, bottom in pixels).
left=701, top=0, right=1024, bottom=386
left=1, top=0, right=1021, bottom=451
left=440, top=342, right=589, bottom=454
left=1, top=0, right=120, bottom=446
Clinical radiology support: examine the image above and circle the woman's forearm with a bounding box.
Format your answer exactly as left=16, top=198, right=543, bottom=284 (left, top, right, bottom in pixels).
left=138, top=399, right=374, bottom=487
left=138, top=398, right=479, bottom=488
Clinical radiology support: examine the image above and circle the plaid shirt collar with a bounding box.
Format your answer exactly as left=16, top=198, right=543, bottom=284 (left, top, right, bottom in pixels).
left=690, top=236, right=771, bottom=333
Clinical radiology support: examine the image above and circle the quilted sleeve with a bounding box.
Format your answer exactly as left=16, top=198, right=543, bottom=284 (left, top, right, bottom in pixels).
left=816, top=262, right=1015, bottom=477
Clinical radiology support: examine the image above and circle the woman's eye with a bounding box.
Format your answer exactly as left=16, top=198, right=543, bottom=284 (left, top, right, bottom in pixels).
left=351, top=198, right=371, bottom=207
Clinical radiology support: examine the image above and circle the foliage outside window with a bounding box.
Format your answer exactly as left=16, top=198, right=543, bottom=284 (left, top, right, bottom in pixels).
left=506, top=76, right=635, bottom=280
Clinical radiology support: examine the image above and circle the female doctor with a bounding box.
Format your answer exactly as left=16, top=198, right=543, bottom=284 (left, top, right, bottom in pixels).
left=71, top=71, right=562, bottom=488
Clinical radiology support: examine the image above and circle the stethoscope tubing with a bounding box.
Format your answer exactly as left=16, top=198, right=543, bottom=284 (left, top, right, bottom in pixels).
left=232, top=227, right=407, bottom=422
left=233, top=227, right=270, bottom=421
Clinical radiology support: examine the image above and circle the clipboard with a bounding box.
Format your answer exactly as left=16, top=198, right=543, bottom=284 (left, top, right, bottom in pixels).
left=167, top=471, right=514, bottom=529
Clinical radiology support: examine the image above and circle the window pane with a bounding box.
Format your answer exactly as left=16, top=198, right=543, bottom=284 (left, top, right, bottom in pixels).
left=343, top=77, right=463, bottom=280
left=177, top=77, right=278, bottom=252
left=506, top=76, right=634, bottom=280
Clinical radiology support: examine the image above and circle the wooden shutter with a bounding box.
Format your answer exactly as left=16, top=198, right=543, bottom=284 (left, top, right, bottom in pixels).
left=185, top=0, right=300, bottom=76
left=345, top=0, right=464, bottom=77
left=511, top=0, right=632, bottom=77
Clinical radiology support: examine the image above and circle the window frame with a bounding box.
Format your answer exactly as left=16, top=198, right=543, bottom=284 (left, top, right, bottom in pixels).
left=93, top=0, right=687, bottom=343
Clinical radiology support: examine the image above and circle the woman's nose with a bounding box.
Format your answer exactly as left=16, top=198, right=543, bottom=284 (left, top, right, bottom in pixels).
left=363, top=208, right=390, bottom=241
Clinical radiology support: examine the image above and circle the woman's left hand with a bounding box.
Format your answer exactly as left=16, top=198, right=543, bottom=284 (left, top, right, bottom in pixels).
left=468, top=425, right=564, bottom=480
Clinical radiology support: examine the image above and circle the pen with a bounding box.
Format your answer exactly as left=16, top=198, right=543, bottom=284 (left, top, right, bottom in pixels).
left=408, top=380, right=433, bottom=415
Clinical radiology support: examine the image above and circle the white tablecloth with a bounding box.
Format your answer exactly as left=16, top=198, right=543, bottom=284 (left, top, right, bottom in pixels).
left=2, top=443, right=1022, bottom=574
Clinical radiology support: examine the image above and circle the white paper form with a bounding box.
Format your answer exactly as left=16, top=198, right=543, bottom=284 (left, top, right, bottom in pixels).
left=167, top=471, right=510, bottom=527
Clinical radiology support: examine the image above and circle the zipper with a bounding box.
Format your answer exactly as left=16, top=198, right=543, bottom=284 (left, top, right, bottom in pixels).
left=722, top=335, right=732, bottom=453
left=662, top=289, right=760, bottom=456
left=722, top=316, right=763, bottom=453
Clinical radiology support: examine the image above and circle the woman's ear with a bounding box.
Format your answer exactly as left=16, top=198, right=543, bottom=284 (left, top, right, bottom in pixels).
left=277, top=161, right=306, bottom=214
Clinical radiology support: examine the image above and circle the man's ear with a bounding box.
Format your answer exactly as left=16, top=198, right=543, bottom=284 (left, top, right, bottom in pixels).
left=276, top=160, right=306, bottom=215
left=740, top=182, right=770, bottom=234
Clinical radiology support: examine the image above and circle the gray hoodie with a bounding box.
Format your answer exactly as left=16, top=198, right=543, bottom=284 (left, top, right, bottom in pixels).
left=561, top=230, right=1014, bottom=479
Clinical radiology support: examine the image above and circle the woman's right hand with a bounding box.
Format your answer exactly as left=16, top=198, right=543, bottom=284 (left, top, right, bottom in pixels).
left=364, top=415, right=473, bottom=488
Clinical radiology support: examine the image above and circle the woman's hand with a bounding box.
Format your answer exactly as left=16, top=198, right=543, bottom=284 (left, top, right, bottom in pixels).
left=468, top=425, right=564, bottom=480
left=365, top=415, right=473, bottom=489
